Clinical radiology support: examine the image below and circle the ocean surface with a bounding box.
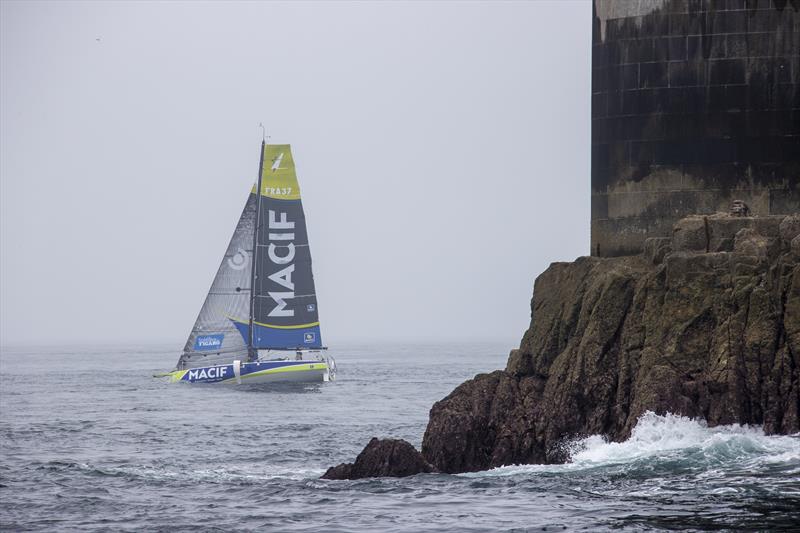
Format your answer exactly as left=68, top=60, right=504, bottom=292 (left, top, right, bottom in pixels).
left=1, top=342, right=799, bottom=532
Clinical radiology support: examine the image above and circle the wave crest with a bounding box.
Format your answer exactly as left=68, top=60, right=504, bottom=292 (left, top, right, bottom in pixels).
left=568, top=411, right=799, bottom=466
left=471, top=412, right=800, bottom=477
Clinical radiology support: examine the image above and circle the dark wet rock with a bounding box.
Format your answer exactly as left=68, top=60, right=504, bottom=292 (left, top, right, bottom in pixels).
left=321, top=462, right=353, bottom=480
left=421, top=213, right=800, bottom=473
left=321, top=438, right=437, bottom=479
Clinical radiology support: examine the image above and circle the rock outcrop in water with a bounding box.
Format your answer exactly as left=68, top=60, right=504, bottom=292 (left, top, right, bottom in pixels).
left=324, top=213, right=800, bottom=478
left=321, top=438, right=437, bottom=479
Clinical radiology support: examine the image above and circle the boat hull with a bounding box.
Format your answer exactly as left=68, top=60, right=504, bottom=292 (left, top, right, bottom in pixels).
left=168, top=360, right=331, bottom=385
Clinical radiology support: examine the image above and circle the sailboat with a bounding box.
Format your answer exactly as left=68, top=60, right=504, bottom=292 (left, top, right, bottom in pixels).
left=164, top=142, right=336, bottom=384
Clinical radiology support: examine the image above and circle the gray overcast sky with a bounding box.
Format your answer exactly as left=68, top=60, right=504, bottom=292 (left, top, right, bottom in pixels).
left=1, top=0, right=590, bottom=347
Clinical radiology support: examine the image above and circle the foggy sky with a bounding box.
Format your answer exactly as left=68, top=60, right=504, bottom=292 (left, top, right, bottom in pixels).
left=1, top=1, right=590, bottom=347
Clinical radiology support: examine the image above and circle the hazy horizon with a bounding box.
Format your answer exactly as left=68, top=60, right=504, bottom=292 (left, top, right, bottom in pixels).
left=1, top=1, right=591, bottom=349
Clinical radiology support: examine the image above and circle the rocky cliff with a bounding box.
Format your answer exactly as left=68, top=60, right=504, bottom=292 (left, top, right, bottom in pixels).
left=325, top=214, right=800, bottom=478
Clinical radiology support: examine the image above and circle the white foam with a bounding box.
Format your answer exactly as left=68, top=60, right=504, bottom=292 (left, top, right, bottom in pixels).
left=468, top=412, right=800, bottom=478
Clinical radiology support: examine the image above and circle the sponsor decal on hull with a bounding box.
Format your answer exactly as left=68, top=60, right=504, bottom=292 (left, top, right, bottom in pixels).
left=186, top=365, right=231, bottom=381
left=174, top=361, right=328, bottom=384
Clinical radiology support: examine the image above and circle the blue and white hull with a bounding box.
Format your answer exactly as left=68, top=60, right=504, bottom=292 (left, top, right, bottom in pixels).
left=167, top=357, right=335, bottom=385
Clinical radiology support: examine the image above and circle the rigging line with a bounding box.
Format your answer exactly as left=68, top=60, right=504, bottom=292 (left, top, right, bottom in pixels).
left=222, top=249, right=254, bottom=255
left=254, top=293, right=317, bottom=299
left=252, top=218, right=306, bottom=232
left=253, top=346, right=328, bottom=352
left=184, top=347, right=249, bottom=357
left=208, top=291, right=250, bottom=295
left=256, top=243, right=310, bottom=248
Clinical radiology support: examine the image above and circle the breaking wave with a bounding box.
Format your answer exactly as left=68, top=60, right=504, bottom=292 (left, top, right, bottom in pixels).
left=471, top=412, right=800, bottom=477
left=569, top=411, right=800, bottom=466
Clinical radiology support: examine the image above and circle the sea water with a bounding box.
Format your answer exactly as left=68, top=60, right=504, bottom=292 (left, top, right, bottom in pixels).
left=1, top=343, right=798, bottom=531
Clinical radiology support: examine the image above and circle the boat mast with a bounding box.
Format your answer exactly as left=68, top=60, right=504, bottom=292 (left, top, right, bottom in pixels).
left=248, top=139, right=266, bottom=361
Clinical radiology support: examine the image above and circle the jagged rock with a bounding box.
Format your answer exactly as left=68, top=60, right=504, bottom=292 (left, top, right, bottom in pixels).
left=707, top=214, right=750, bottom=252
left=643, top=237, right=671, bottom=264
left=672, top=214, right=785, bottom=254
left=321, top=438, right=437, bottom=480
left=672, top=215, right=708, bottom=252
left=734, top=228, right=779, bottom=262
left=792, top=235, right=800, bottom=258
left=781, top=214, right=800, bottom=245
left=322, top=462, right=354, bottom=480
left=420, top=214, right=800, bottom=473
left=506, top=348, right=531, bottom=376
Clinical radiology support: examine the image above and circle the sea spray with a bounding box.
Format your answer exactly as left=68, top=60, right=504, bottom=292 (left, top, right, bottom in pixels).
left=569, top=412, right=800, bottom=465
left=470, top=412, right=800, bottom=477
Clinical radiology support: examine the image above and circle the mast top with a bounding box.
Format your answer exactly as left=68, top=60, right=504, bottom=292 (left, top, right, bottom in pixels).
left=258, top=122, right=269, bottom=144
